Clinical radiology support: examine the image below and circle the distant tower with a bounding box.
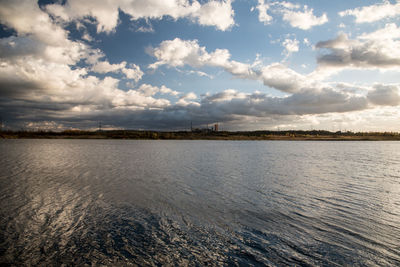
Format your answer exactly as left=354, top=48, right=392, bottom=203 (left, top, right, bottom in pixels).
left=214, top=123, right=218, bottom=132
left=191, top=121, right=193, bottom=132
left=98, top=121, right=102, bottom=131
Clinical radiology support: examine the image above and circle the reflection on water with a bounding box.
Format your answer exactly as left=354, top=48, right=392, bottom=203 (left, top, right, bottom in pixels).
left=1, top=139, right=400, bottom=265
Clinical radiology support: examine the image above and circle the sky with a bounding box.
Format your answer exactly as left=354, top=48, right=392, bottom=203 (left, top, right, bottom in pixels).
left=1, top=0, right=400, bottom=131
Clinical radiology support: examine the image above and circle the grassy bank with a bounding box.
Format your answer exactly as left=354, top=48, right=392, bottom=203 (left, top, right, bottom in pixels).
left=1, top=130, right=400, bottom=141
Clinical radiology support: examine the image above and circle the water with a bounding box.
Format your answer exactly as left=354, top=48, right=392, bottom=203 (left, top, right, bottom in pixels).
left=1, top=139, right=400, bottom=266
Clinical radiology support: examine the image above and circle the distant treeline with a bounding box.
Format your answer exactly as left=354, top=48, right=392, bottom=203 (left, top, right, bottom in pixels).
left=1, top=129, right=400, bottom=140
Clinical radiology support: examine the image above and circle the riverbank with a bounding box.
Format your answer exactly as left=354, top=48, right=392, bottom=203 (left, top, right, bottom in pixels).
left=1, top=130, right=400, bottom=141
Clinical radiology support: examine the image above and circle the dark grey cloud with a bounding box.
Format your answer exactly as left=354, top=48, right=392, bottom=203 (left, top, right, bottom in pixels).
left=367, top=84, right=400, bottom=106
left=0, top=85, right=373, bottom=131
left=202, top=88, right=368, bottom=117
left=0, top=79, right=43, bottom=97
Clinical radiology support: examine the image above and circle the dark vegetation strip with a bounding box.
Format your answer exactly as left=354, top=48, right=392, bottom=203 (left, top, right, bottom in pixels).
left=1, top=130, right=400, bottom=141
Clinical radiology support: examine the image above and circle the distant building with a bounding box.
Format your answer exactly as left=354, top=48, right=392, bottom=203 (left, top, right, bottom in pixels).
left=214, top=124, right=218, bottom=132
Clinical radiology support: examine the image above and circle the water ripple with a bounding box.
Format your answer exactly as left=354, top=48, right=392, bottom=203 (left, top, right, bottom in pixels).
left=1, top=139, right=400, bottom=265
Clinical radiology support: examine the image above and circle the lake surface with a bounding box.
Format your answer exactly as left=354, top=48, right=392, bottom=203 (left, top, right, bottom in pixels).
left=1, top=139, right=400, bottom=266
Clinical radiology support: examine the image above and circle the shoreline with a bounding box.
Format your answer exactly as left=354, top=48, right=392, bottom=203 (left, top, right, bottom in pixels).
left=1, top=130, right=400, bottom=141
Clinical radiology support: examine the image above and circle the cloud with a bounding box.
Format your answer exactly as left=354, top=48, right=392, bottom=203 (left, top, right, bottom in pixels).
left=281, top=5, right=328, bottom=30
left=91, top=61, right=127, bottom=74
left=2, top=56, right=399, bottom=131
left=195, top=0, right=235, bottom=31
left=0, top=0, right=146, bottom=107
left=177, top=92, right=199, bottom=106
left=259, top=63, right=312, bottom=93
left=0, top=0, right=70, bottom=46
left=316, top=25, right=400, bottom=69
left=203, top=89, right=246, bottom=102
left=138, top=84, right=179, bottom=97
left=144, top=38, right=400, bottom=128
left=6, top=96, right=400, bottom=131
left=0, top=0, right=172, bottom=122
left=0, top=59, right=172, bottom=111
left=148, top=38, right=255, bottom=78
left=0, top=36, right=44, bottom=59
left=89, top=54, right=144, bottom=81
left=149, top=38, right=314, bottom=93
left=282, top=38, right=299, bottom=58
left=339, top=1, right=400, bottom=23
left=367, top=84, right=400, bottom=106
left=0, top=0, right=95, bottom=68
left=130, top=20, right=155, bottom=33
left=186, top=70, right=213, bottom=79
left=0, top=0, right=176, bottom=131
left=161, top=86, right=370, bottom=129
left=166, top=86, right=369, bottom=128
left=2, top=0, right=400, bottom=132
left=0, top=19, right=87, bottom=66
left=159, top=86, right=180, bottom=96
left=148, top=38, right=214, bottom=69
left=0, top=53, right=169, bottom=110
left=276, top=1, right=301, bottom=10
left=136, top=25, right=155, bottom=33
left=121, top=64, right=144, bottom=82
left=0, top=39, right=171, bottom=108
left=358, top=23, right=400, bottom=40
left=46, top=0, right=235, bottom=32
left=254, top=0, right=273, bottom=24
left=253, top=1, right=327, bottom=30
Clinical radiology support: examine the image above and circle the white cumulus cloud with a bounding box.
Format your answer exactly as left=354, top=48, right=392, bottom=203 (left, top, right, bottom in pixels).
left=282, top=5, right=328, bottom=30
left=254, top=2, right=328, bottom=30
left=255, top=0, right=273, bottom=24
left=0, top=0, right=171, bottom=123
left=148, top=38, right=315, bottom=93
left=46, top=0, right=235, bottom=32
left=121, top=64, right=144, bottom=82
left=282, top=38, right=299, bottom=58
left=339, top=1, right=400, bottom=23
left=91, top=61, right=127, bottom=74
